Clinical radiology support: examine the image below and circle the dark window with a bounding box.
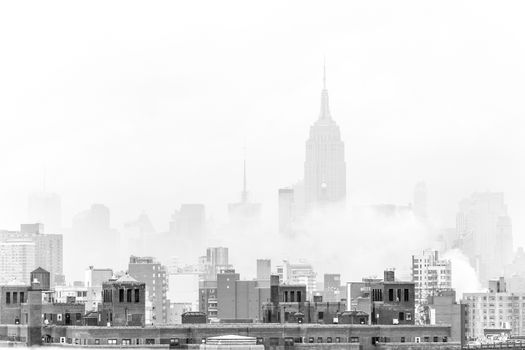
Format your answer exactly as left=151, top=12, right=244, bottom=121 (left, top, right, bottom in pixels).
left=399, top=312, right=405, bottom=321
left=109, top=312, right=113, bottom=322
left=13, top=292, right=18, bottom=304
left=256, top=338, right=264, bottom=345
left=443, top=337, right=448, bottom=343
left=146, top=339, right=155, bottom=345
left=284, top=337, right=294, bottom=346
left=388, top=289, right=394, bottom=301
left=396, top=289, right=402, bottom=301
left=404, top=289, right=409, bottom=301
left=20, top=292, right=24, bottom=303
left=294, top=337, right=302, bottom=343
left=335, top=337, right=341, bottom=343
left=284, top=291, right=288, bottom=302
left=127, top=289, right=132, bottom=302
left=371, top=337, right=380, bottom=345
left=424, top=337, right=430, bottom=343
left=297, top=291, right=302, bottom=302
left=119, top=289, right=124, bottom=302
left=95, top=339, right=100, bottom=345
left=290, top=291, right=295, bottom=302
left=76, top=313, right=81, bottom=321
left=308, top=337, right=314, bottom=343
left=134, top=289, right=140, bottom=302
left=317, top=337, right=323, bottom=343
left=327, top=337, right=332, bottom=343
left=318, top=311, right=324, bottom=320
left=400, top=337, right=405, bottom=343
left=6, top=292, right=10, bottom=304
left=433, top=337, right=439, bottom=342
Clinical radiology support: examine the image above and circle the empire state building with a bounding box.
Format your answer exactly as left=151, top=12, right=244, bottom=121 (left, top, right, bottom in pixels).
left=304, top=68, right=346, bottom=208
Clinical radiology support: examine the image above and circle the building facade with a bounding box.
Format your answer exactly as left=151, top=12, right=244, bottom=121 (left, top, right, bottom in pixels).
left=128, top=256, right=169, bottom=325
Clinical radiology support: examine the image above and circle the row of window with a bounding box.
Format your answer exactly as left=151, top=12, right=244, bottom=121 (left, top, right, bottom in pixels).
left=102, top=288, right=140, bottom=303
left=5, top=292, right=25, bottom=304
left=371, top=288, right=411, bottom=302
left=51, top=335, right=448, bottom=346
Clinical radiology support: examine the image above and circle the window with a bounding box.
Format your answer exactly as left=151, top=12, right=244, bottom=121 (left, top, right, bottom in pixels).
left=318, top=311, right=324, bottom=320
left=297, top=291, right=302, bottom=302
left=317, top=337, right=323, bottom=343
left=400, top=337, right=406, bottom=343
left=107, top=339, right=117, bottom=345
left=406, top=312, right=412, bottom=321
left=404, top=289, right=409, bottom=301
left=399, top=312, right=405, bottom=321
left=122, top=339, right=131, bottom=345
left=443, top=336, right=448, bottom=343
left=6, top=292, right=10, bottom=304
left=135, top=289, right=140, bottom=303
left=433, top=337, right=439, bottom=342
left=145, top=339, right=155, bottom=345
left=308, top=337, right=314, bottom=343
left=335, top=337, right=341, bottom=343
left=424, top=337, right=430, bottom=342
left=20, top=292, right=25, bottom=303
left=95, top=339, right=100, bottom=345
left=127, top=289, right=132, bottom=303
left=350, top=337, right=359, bottom=343
left=397, top=289, right=402, bottom=301
left=119, top=289, right=124, bottom=302
left=388, top=289, right=394, bottom=301
left=13, top=292, right=18, bottom=304
left=290, top=291, right=295, bottom=302
left=327, top=337, right=332, bottom=343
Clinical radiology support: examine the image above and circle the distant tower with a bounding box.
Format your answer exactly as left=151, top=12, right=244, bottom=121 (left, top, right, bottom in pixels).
left=228, top=152, right=261, bottom=225
left=304, top=64, right=346, bottom=208
left=413, top=182, right=427, bottom=220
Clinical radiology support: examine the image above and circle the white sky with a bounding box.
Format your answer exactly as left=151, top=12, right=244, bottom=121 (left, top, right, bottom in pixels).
left=0, top=1, right=524, bottom=246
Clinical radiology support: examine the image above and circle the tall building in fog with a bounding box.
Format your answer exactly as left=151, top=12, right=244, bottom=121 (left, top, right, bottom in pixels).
left=169, top=204, right=205, bottom=237
left=323, top=273, right=342, bottom=302
left=228, top=157, right=261, bottom=226
left=278, top=188, right=294, bottom=235
left=413, top=182, right=427, bottom=220
left=304, top=67, right=346, bottom=209
left=28, top=192, right=61, bottom=233
left=70, top=204, right=119, bottom=273
left=456, top=192, right=513, bottom=284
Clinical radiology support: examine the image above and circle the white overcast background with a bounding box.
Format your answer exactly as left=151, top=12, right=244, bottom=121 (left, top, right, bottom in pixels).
left=0, top=2, right=524, bottom=246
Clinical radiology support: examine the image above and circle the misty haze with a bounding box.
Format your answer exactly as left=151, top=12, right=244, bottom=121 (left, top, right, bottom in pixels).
left=0, top=1, right=524, bottom=349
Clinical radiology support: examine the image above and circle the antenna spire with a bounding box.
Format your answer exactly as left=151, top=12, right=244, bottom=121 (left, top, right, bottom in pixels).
left=323, top=57, right=326, bottom=89
left=242, top=145, right=248, bottom=203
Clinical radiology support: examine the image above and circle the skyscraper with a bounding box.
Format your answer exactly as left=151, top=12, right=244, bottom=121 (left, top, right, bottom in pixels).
left=413, top=182, right=427, bottom=220
left=27, top=192, right=62, bottom=233
left=278, top=188, right=294, bottom=235
left=456, top=192, right=513, bottom=284
left=304, top=66, right=346, bottom=209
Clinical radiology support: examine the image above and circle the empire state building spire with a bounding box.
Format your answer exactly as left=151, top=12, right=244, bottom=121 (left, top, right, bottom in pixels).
left=319, top=62, right=331, bottom=120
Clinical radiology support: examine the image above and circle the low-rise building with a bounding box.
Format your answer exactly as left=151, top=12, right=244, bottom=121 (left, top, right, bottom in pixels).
left=100, top=274, right=146, bottom=327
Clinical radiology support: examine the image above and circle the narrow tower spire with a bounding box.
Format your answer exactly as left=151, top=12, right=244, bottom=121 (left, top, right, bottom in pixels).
left=242, top=146, right=248, bottom=203
left=319, top=60, right=331, bottom=120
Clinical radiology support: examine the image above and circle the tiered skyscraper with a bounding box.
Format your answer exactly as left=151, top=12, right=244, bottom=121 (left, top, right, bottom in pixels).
left=304, top=66, right=346, bottom=208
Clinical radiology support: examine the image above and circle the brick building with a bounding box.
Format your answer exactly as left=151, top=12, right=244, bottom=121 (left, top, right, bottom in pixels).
left=100, top=274, right=146, bottom=327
